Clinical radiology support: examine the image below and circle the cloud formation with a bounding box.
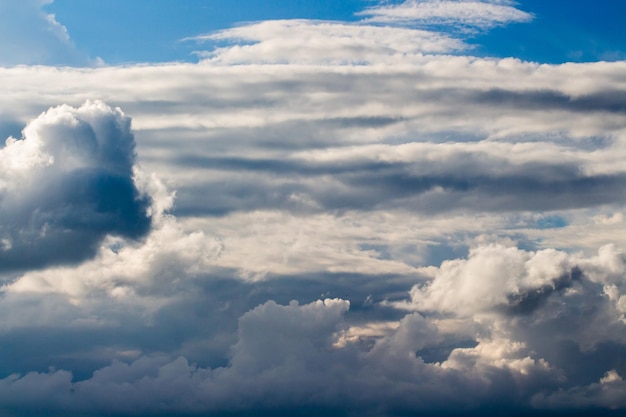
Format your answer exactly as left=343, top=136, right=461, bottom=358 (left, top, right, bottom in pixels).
left=0, top=101, right=153, bottom=272
left=0, top=244, right=625, bottom=417
left=190, top=19, right=465, bottom=64
left=0, top=3, right=626, bottom=416
left=359, top=0, right=533, bottom=29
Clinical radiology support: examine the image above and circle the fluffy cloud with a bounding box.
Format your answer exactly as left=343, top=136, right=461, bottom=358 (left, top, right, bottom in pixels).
left=398, top=244, right=626, bottom=398
left=0, top=101, right=154, bottom=272
left=0, top=272, right=624, bottom=417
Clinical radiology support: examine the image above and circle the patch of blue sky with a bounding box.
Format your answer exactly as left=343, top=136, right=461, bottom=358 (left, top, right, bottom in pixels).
left=534, top=215, right=569, bottom=230
left=46, top=0, right=368, bottom=64
left=471, top=0, right=626, bottom=63
left=45, top=0, right=626, bottom=65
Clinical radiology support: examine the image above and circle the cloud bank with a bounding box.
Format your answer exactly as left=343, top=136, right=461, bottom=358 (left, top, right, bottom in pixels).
left=1, top=242, right=626, bottom=417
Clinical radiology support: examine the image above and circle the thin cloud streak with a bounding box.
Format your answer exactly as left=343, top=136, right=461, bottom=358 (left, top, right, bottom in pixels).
left=358, top=0, right=533, bottom=29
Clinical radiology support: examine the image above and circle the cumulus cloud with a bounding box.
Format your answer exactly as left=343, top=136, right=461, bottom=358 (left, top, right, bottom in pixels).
left=359, top=0, right=533, bottom=30
left=0, top=101, right=154, bottom=272
left=396, top=244, right=626, bottom=400
left=0, top=279, right=623, bottom=416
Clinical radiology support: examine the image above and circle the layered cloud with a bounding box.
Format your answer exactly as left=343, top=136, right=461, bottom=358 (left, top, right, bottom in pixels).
left=0, top=2, right=625, bottom=416
left=190, top=19, right=465, bottom=64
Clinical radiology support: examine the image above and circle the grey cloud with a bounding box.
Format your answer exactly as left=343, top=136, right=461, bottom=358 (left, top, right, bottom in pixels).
left=469, top=89, right=626, bottom=114
left=0, top=246, right=624, bottom=416
left=503, top=267, right=582, bottom=316
left=169, top=154, right=626, bottom=217
left=0, top=292, right=623, bottom=416
left=0, top=101, right=152, bottom=272
left=0, top=267, right=416, bottom=384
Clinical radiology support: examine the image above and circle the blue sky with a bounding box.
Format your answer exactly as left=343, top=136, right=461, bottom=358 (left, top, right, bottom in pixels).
left=47, top=0, right=368, bottom=63
left=1, top=1, right=626, bottom=416
left=44, top=0, right=626, bottom=64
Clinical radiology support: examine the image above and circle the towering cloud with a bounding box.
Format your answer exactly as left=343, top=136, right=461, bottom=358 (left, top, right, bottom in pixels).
left=0, top=101, right=152, bottom=272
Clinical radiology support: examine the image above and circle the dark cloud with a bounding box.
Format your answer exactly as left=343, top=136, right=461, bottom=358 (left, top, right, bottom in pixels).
left=503, top=267, right=582, bottom=316
left=471, top=89, right=626, bottom=114
left=0, top=101, right=152, bottom=272
left=0, top=244, right=625, bottom=416
left=169, top=153, right=626, bottom=217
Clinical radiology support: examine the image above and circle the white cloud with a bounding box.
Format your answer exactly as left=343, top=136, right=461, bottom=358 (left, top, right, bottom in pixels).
left=189, top=19, right=465, bottom=65
left=359, top=0, right=533, bottom=29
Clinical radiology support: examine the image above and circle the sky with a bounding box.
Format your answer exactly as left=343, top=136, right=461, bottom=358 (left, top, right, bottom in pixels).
left=1, top=0, right=626, bottom=416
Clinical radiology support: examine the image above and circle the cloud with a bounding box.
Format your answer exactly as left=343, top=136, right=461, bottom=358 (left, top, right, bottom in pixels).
left=533, top=370, right=626, bottom=410
left=0, top=101, right=154, bottom=272
left=396, top=243, right=626, bottom=394
left=188, top=19, right=465, bottom=64
left=0, top=0, right=86, bottom=66
left=0, top=284, right=623, bottom=416
left=0, top=5, right=626, bottom=415
left=359, top=0, right=533, bottom=30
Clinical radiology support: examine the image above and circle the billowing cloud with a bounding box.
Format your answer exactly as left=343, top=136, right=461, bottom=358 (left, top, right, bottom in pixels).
left=0, top=267, right=624, bottom=417
left=0, top=101, right=154, bottom=272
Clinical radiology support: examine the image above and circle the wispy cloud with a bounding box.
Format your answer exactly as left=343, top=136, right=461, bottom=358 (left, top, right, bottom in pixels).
left=359, top=0, right=533, bottom=30
left=188, top=19, right=465, bottom=64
